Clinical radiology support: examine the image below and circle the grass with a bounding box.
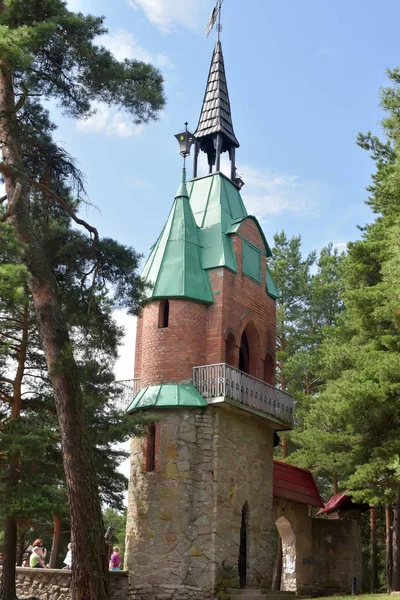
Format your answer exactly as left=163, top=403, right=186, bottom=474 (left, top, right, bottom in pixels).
left=313, top=596, right=391, bottom=600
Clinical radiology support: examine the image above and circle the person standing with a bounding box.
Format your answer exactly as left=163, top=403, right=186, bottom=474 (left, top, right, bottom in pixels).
left=63, top=542, right=72, bottom=569
left=109, top=546, right=122, bottom=571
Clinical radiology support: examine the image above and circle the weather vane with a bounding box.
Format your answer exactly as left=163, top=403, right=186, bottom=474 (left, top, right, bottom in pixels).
left=205, top=0, right=224, bottom=40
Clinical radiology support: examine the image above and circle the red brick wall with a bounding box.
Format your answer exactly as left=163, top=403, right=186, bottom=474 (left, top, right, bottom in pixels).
left=134, top=314, right=143, bottom=378
left=138, top=299, right=207, bottom=387
left=205, top=218, right=276, bottom=382
left=134, top=217, right=276, bottom=386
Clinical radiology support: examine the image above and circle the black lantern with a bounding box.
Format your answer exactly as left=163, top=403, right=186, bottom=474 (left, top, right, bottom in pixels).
left=175, top=122, right=195, bottom=157
left=234, top=168, right=245, bottom=190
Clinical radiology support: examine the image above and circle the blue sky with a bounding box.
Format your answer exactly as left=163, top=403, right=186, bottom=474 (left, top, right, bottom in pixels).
left=60, top=0, right=400, bottom=266
left=18, top=0, right=400, bottom=378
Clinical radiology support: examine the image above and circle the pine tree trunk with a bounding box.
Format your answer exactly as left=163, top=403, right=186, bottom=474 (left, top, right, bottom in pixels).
left=386, top=503, right=393, bottom=592
left=16, top=531, right=25, bottom=567
left=0, top=468, right=18, bottom=600
left=370, top=507, right=378, bottom=592
left=333, top=473, right=339, bottom=495
left=0, top=64, right=109, bottom=600
left=392, top=491, right=400, bottom=590
left=49, top=515, right=61, bottom=569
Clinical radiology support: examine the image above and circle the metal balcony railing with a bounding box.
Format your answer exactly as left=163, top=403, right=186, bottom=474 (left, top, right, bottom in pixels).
left=192, top=363, right=294, bottom=425
left=114, top=378, right=141, bottom=412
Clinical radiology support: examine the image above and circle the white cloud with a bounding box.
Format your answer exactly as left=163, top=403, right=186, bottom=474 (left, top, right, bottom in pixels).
left=127, top=0, right=209, bottom=33
left=197, top=153, right=321, bottom=220
left=76, top=30, right=172, bottom=136
left=332, top=241, right=348, bottom=254
left=76, top=102, right=143, bottom=137
left=100, top=29, right=174, bottom=69
left=239, top=164, right=321, bottom=220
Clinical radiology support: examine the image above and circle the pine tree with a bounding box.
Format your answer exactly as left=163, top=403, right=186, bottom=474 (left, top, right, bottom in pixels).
left=291, top=66, right=400, bottom=589
left=269, top=231, right=315, bottom=456
left=0, top=3, right=164, bottom=597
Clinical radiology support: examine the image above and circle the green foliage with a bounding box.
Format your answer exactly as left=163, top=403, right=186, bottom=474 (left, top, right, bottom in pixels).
left=290, top=68, right=400, bottom=506
left=103, top=507, right=127, bottom=556
left=0, top=0, right=165, bottom=122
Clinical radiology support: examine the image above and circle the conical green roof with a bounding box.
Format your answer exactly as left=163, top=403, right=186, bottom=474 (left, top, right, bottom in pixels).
left=141, top=170, right=213, bottom=304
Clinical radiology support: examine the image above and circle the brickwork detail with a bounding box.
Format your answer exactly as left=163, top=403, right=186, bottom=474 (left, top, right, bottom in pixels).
left=138, top=300, right=207, bottom=387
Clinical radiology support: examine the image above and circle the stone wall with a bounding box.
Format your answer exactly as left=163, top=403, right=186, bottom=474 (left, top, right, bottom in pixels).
left=273, top=498, right=313, bottom=596
left=272, top=499, right=363, bottom=597
left=126, top=404, right=275, bottom=599
left=312, top=517, right=362, bottom=595
left=3, top=567, right=128, bottom=600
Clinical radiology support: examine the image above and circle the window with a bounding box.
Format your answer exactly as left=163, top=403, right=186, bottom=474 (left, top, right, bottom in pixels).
left=143, top=423, right=157, bottom=472
left=158, top=300, right=169, bottom=328
left=242, top=239, right=261, bottom=283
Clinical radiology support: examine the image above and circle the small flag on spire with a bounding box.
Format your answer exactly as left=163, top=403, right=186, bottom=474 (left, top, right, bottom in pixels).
left=205, top=0, right=224, bottom=38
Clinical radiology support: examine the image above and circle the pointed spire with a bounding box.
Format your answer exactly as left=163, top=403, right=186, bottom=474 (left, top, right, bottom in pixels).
left=175, top=168, right=188, bottom=198
left=141, top=173, right=213, bottom=304
left=194, top=40, right=239, bottom=148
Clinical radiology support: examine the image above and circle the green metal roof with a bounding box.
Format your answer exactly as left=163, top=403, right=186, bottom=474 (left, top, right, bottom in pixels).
left=125, top=383, right=208, bottom=413
left=141, top=170, right=213, bottom=304
left=266, top=265, right=280, bottom=300
left=187, top=173, right=247, bottom=272
left=141, top=171, right=274, bottom=299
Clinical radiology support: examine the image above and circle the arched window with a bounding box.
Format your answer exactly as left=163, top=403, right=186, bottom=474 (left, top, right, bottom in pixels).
left=143, top=423, right=157, bottom=472
left=238, top=321, right=261, bottom=377
left=239, top=331, right=250, bottom=374
left=158, top=300, right=169, bottom=328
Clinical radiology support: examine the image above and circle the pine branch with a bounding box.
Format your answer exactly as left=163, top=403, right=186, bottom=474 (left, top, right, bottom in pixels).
left=0, top=161, right=99, bottom=241
left=27, top=179, right=99, bottom=242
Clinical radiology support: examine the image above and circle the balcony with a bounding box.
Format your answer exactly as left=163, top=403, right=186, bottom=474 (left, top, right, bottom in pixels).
left=115, top=366, right=293, bottom=427
left=114, top=378, right=141, bottom=413
left=192, top=363, right=294, bottom=426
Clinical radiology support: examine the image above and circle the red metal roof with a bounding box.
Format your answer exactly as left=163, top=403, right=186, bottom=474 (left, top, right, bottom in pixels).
left=317, top=491, right=348, bottom=515
left=273, top=460, right=324, bottom=508
left=317, top=490, right=370, bottom=515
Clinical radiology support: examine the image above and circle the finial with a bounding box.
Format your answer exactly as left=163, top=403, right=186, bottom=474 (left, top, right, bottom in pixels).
left=174, top=122, right=195, bottom=170
left=205, top=0, right=224, bottom=39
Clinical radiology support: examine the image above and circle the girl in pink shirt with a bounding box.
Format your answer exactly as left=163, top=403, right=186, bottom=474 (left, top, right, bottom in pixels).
left=109, top=546, right=122, bottom=571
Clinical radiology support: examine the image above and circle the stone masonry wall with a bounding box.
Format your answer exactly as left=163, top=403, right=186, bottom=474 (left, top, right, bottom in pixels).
left=125, top=405, right=275, bottom=599
left=273, top=498, right=313, bottom=596
left=2, top=567, right=128, bottom=600
left=312, top=517, right=362, bottom=595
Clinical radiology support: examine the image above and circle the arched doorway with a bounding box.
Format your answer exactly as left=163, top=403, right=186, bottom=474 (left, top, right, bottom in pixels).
left=264, top=353, right=274, bottom=385
left=238, top=503, right=248, bottom=588
left=239, top=331, right=250, bottom=374
left=238, top=321, right=261, bottom=377
left=274, top=516, right=296, bottom=592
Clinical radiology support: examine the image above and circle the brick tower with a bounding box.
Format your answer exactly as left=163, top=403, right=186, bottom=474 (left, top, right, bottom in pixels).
left=125, top=38, right=293, bottom=600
